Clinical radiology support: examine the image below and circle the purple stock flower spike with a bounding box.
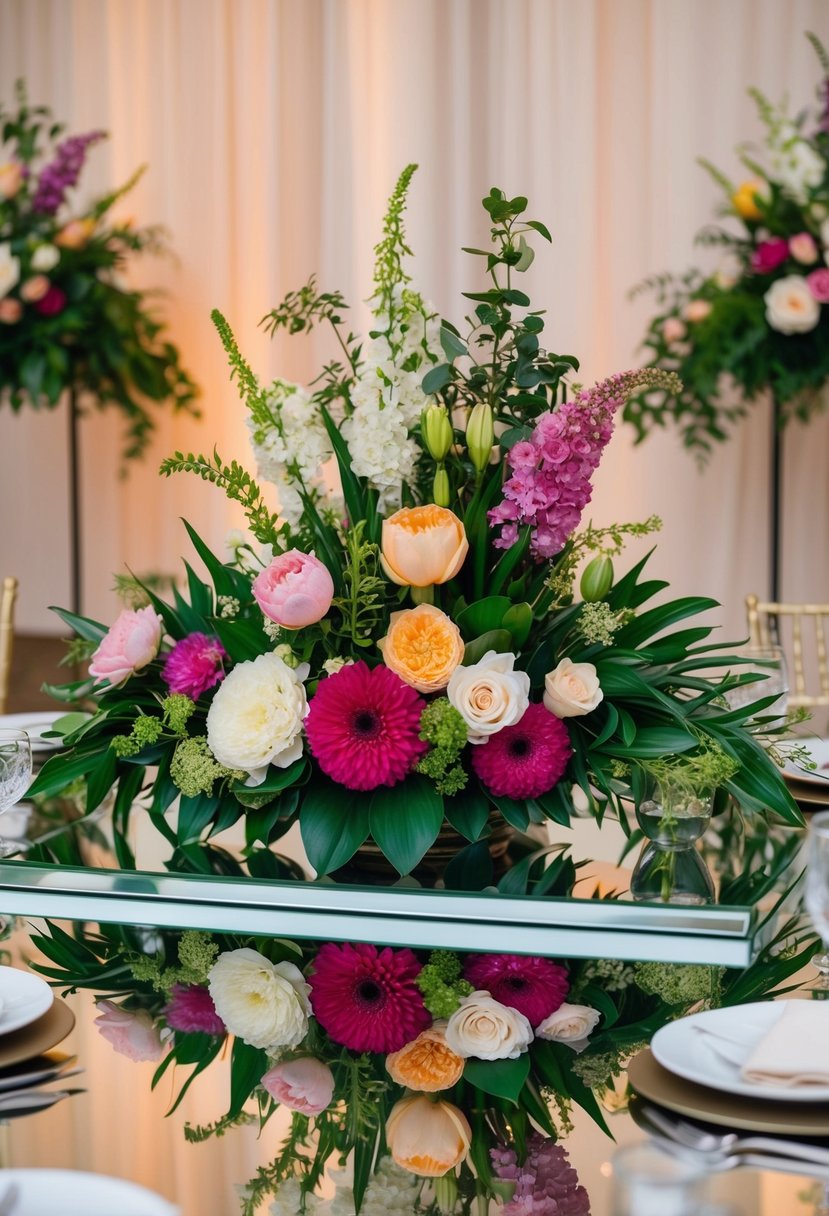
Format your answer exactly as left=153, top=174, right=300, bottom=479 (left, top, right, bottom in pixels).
left=32, top=130, right=106, bottom=214
left=491, top=1134, right=592, bottom=1215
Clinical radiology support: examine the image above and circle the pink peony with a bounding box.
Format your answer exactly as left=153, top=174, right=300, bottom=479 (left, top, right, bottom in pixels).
left=162, top=632, right=227, bottom=699
left=252, top=550, right=334, bottom=629
left=789, top=232, right=819, bottom=265
left=261, top=1057, right=335, bottom=1114
left=661, top=316, right=686, bottom=344
left=750, top=238, right=789, bottom=274
left=94, top=1000, right=164, bottom=1062
left=163, top=983, right=225, bottom=1036
left=35, top=285, right=67, bottom=316
left=807, top=268, right=829, bottom=303
left=89, top=605, right=163, bottom=686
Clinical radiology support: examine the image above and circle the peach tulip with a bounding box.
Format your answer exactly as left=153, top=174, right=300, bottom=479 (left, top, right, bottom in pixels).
left=380, top=505, right=468, bottom=588
left=19, top=275, right=50, bottom=303
left=386, top=1094, right=471, bottom=1177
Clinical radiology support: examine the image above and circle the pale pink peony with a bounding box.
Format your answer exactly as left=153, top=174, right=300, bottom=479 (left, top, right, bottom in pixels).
left=789, top=232, right=819, bottom=265
left=807, top=268, right=829, bottom=303
left=261, top=1057, right=335, bottom=1114
left=661, top=316, right=686, bottom=344
left=94, top=1000, right=164, bottom=1062
left=88, top=605, right=163, bottom=686
left=252, top=550, right=334, bottom=629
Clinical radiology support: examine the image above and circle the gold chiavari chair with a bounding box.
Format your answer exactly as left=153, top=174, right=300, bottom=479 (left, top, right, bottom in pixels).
left=745, top=593, right=829, bottom=709
left=0, top=576, right=18, bottom=715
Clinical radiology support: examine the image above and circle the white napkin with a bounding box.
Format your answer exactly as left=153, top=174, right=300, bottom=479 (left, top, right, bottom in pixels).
left=741, top=1001, right=829, bottom=1087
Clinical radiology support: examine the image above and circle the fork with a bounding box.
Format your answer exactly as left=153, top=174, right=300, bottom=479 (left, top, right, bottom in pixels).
left=641, top=1102, right=829, bottom=1168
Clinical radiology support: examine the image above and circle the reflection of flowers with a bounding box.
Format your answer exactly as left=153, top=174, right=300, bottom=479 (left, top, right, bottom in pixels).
left=163, top=983, right=225, bottom=1036
left=445, top=991, right=533, bottom=1060
left=385, top=1023, right=465, bottom=1091
left=386, top=1095, right=472, bottom=1178
left=309, top=942, right=430, bottom=1053
left=94, top=1000, right=164, bottom=1062
left=535, top=1002, right=601, bottom=1052
left=207, top=947, right=311, bottom=1052
left=464, top=953, right=570, bottom=1028
left=491, top=1135, right=591, bottom=1216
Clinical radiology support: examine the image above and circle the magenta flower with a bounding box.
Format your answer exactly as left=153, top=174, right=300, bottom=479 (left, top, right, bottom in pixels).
left=35, top=285, right=67, bottom=316
left=471, top=702, right=571, bottom=799
left=309, top=941, right=431, bottom=1053
left=305, top=661, right=427, bottom=791
left=464, top=954, right=569, bottom=1028
left=163, top=983, right=225, bottom=1036
left=750, top=238, right=789, bottom=274
left=807, top=268, right=829, bottom=303
left=162, top=632, right=228, bottom=700
left=491, top=1135, right=591, bottom=1215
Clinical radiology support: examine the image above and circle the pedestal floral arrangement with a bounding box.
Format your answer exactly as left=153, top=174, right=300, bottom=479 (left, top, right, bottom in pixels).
left=624, top=32, right=829, bottom=458
left=28, top=166, right=802, bottom=887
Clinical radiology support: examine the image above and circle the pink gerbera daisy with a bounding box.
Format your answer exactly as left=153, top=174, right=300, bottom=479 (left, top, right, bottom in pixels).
left=463, top=953, right=569, bottom=1027
left=305, top=661, right=428, bottom=791
left=163, top=983, right=225, bottom=1036
left=471, top=702, right=571, bottom=799
left=309, top=942, right=431, bottom=1053
left=162, top=632, right=228, bottom=700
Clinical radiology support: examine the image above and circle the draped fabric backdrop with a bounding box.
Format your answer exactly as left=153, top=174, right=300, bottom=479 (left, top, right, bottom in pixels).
left=1, top=0, right=829, bottom=639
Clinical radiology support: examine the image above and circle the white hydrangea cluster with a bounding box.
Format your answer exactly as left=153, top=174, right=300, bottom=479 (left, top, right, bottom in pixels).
left=269, top=1178, right=318, bottom=1216
left=765, top=117, right=824, bottom=204
left=326, top=1157, right=421, bottom=1216
left=247, top=379, right=332, bottom=527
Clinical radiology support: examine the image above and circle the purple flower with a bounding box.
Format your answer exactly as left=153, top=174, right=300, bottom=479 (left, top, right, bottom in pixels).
left=491, top=1135, right=591, bottom=1215
left=162, top=632, right=228, bottom=700
left=32, top=131, right=106, bottom=215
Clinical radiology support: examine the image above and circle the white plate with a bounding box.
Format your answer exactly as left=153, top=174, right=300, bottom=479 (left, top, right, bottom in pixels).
left=0, top=712, right=68, bottom=754
left=784, top=736, right=829, bottom=790
left=0, top=967, right=53, bottom=1037
left=0, top=1170, right=179, bottom=1216
left=652, top=1002, right=829, bottom=1103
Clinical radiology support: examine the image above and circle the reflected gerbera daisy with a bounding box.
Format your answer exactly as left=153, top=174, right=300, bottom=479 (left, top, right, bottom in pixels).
left=463, top=953, right=569, bottom=1028
left=309, top=942, right=431, bottom=1053
left=470, top=701, right=571, bottom=799
left=304, top=661, right=428, bottom=790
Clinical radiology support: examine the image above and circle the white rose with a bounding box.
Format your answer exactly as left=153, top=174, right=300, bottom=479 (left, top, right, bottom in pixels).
left=206, top=652, right=308, bottom=785
left=534, top=1003, right=601, bottom=1053
left=31, top=244, right=60, bottom=272
left=208, top=947, right=311, bottom=1051
left=764, top=275, right=820, bottom=335
left=0, top=242, right=20, bottom=300
left=543, top=658, right=603, bottom=718
left=445, top=991, right=533, bottom=1060
left=446, top=651, right=530, bottom=744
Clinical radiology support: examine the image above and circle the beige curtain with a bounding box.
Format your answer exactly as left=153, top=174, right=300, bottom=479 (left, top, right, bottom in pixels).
left=1, top=0, right=828, bottom=638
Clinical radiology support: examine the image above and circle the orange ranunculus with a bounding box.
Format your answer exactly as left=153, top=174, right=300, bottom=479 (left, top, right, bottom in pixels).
left=378, top=604, right=464, bottom=694
left=385, top=1094, right=471, bottom=1177
left=55, top=217, right=96, bottom=249
left=380, top=505, right=468, bottom=588
left=732, top=181, right=764, bottom=222
left=386, top=1024, right=465, bottom=1092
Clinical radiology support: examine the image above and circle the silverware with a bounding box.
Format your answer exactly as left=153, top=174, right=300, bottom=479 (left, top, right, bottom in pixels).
left=0, top=1184, right=19, bottom=1216
left=0, top=1088, right=85, bottom=1119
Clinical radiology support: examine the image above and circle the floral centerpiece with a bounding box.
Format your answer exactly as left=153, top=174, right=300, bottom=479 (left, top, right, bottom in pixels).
left=0, top=82, right=197, bottom=459
left=29, top=167, right=801, bottom=888
left=624, top=33, right=829, bottom=457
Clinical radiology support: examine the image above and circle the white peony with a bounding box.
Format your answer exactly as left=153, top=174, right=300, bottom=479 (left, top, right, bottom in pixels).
left=206, top=652, right=308, bottom=785
left=764, top=275, right=820, bottom=334
left=446, top=650, right=530, bottom=744
left=445, top=991, right=533, bottom=1060
left=0, top=242, right=20, bottom=300
left=208, top=947, right=311, bottom=1052
left=543, top=658, right=604, bottom=718
left=535, top=1002, right=601, bottom=1053
left=31, top=244, right=60, bottom=272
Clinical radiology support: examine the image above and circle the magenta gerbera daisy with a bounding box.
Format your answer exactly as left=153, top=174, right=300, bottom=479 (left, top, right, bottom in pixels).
left=163, top=983, right=225, bottom=1036
left=162, top=632, right=228, bottom=700
left=464, top=953, right=569, bottom=1028
left=309, top=941, right=431, bottom=1053
left=305, top=661, right=428, bottom=791
left=471, top=702, right=571, bottom=799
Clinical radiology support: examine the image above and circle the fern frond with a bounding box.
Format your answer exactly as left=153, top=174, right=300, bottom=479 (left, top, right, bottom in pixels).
left=211, top=309, right=267, bottom=415
left=331, top=521, right=389, bottom=649
left=696, top=156, right=735, bottom=197
left=807, top=30, right=829, bottom=75
left=159, top=449, right=282, bottom=548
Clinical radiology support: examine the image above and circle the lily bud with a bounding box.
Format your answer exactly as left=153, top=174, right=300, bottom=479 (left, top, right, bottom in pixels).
left=421, top=404, right=453, bottom=461
left=433, top=1174, right=459, bottom=1212
left=433, top=465, right=450, bottom=507
left=466, top=402, right=494, bottom=472
left=580, top=555, right=613, bottom=602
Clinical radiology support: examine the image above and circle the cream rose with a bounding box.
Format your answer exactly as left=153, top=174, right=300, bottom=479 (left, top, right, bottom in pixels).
left=445, top=991, right=533, bottom=1061
left=206, top=652, right=308, bottom=785
left=764, top=275, right=820, bottom=334
left=446, top=651, right=530, bottom=744
left=0, top=242, right=20, bottom=300
left=543, top=658, right=603, bottom=719
left=535, top=1002, right=601, bottom=1053
left=31, top=244, right=60, bottom=273
left=208, top=947, right=311, bottom=1052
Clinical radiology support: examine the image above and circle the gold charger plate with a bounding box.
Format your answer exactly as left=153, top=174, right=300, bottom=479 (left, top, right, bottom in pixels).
left=628, top=1048, right=829, bottom=1136
left=0, top=1000, right=74, bottom=1069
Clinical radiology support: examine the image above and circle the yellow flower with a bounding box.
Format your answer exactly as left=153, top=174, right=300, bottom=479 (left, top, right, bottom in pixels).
left=732, top=180, right=764, bottom=222
left=55, top=217, right=96, bottom=249
left=380, top=505, right=468, bottom=587
left=378, top=604, right=464, bottom=694
left=386, top=1094, right=471, bottom=1177
left=386, top=1023, right=465, bottom=1092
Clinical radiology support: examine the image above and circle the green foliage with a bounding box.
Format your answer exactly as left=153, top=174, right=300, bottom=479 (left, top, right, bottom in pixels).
left=330, top=521, right=389, bottom=651
left=416, top=699, right=469, bottom=795
left=159, top=449, right=283, bottom=548
left=416, top=950, right=473, bottom=1017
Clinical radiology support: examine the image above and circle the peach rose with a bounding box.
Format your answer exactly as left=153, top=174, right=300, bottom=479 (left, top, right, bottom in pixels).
left=381, top=505, right=468, bottom=588
left=386, top=1023, right=465, bottom=1092
left=0, top=161, right=24, bottom=200
left=88, top=605, right=163, bottom=686
left=661, top=316, right=686, bottom=345
left=0, top=298, right=22, bottom=324
left=55, top=217, right=96, bottom=249
left=20, top=275, right=50, bottom=303
left=683, top=299, right=712, bottom=323
left=94, top=1000, right=164, bottom=1063
left=535, top=1002, right=601, bottom=1053
left=789, top=232, right=819, bottom=265
left=261, top=1057, right=334, bottom=1115
left=378, top=604, right=464, bottom=693
left=386, top=1095, right=471, bottom=1177
left=543, top=658, right=603, bottom=718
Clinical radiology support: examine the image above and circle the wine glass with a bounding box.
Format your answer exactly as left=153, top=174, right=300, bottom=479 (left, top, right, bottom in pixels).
left=805, top=810, right=829, bottom=992
left=0, top=730, right=32, bottom=858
